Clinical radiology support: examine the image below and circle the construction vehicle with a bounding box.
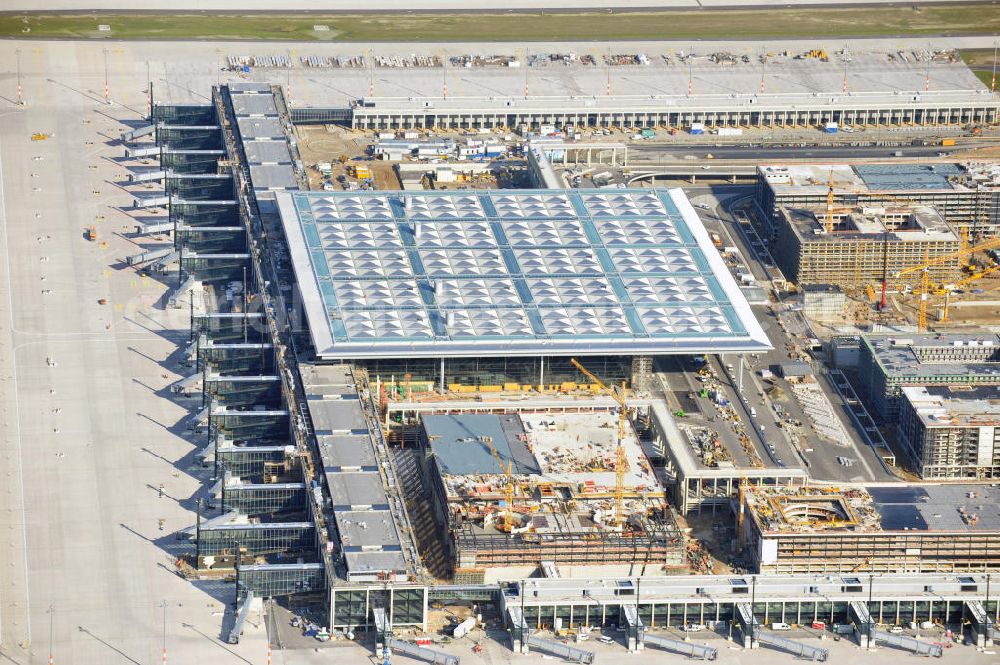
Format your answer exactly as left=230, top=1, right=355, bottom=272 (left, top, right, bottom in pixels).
left=87, top=225, right=97, bottom=241
left=570, top=358, right=629, bottom=528
left=30, top=133, right=51, bottom=141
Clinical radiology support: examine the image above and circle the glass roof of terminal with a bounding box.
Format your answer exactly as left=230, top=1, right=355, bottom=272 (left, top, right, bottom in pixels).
left=277, top=188, right=769, bottom=359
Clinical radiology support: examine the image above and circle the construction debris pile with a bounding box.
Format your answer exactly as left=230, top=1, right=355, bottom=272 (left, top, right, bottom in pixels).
left=791, top=383, right=851, bottom=446
left=680, top=424, right=732, bottom=468
left=449, top=54, right=519, bottom=68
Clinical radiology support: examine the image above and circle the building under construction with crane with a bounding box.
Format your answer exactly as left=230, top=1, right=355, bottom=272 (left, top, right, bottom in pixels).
left=418, top=411, right=682, bottom=579
left=756, top=162, right=1000, bottom=241
left=740, top=484, right=1000, bottom=575
left=772, top=202, right=962, bottom=290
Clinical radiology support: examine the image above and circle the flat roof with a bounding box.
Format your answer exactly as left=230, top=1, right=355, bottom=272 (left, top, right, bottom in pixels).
left=760, top=163, right=973, bottom=196
left=863, top=334, right=1000, bottom=382
left=231, top=93, right=278, bottom=117
left=318, top=434, right=378, bottom=470
left=747, top=484, right=1000, bottom=535
left=244, top=140, right=293, bottom=165
left=307, top=397, right=369, bottom=433
left=901, top=385, right=1000, bottom=428
left=869, top=485, right=1000, bottom=532
left=249, top=163, right=299, bottom=190
left=335, top=510, right=402, bottom=550
left=236, top=116, right=285, bottom=140
left=277, top=188, right=770, bottom=359
left=423, top=413, right=541, bottom=476
left=780, top=205, right=958, bottom=243
left=327, top=471, right=388, bottom=509
left=344, top=550, right=407, bottom=575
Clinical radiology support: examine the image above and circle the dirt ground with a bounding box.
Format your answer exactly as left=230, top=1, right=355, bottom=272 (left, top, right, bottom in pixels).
left=294, top=124, right=401, bottom=191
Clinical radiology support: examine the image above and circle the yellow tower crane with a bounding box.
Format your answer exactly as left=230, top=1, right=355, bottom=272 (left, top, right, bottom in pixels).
left=894, top=236, right=1000, bottom=330
left=570, top=358, right=629, bottom=528
left=482, top=435, right=518, bottom=532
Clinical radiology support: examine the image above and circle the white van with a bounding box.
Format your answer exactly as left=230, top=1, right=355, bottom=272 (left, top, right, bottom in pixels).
left=771, top=622, right=792, bottom=631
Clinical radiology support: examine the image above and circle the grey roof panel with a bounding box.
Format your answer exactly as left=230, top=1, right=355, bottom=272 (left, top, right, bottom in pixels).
left=249, top=163, right=298, bottom=190
left=869, top=484, right=1000, bottom=532
left=319, top=434, right=378, bottom=470
left=244, top=140, right=293, bottom=165
left=423, top=413, right=541, bottom=476
left=237, top=116, right=285, bottom=140
left=231, top=94, right=279, bottom=117
left=327, top=471, right=388, bottom=509
left=308, top=397, right=369, bottom=433
left=335, top=510, right=402, bottom=550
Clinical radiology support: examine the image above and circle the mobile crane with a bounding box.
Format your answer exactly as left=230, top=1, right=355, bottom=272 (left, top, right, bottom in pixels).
left=570, top=358, right=629, bottom=528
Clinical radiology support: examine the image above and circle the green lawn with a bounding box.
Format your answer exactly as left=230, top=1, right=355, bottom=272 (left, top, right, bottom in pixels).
left=1, top=5, right=999, bottom=42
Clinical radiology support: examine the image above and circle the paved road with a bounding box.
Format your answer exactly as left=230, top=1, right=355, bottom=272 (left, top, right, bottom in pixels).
left=630, top=143, right=959, bottom=161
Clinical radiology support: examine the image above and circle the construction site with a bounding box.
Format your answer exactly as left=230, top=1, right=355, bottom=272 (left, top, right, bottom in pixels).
left=740, top=484, right=1000, bottom=575
left=418, top=411, right=682, bottom=579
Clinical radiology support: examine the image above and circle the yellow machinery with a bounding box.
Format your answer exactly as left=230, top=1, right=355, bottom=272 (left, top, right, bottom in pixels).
left=482, top=435, right=518, bottom=532
left=570, top=358, right=629, bottom=528
left=895, top=236, right=1000, bottom=330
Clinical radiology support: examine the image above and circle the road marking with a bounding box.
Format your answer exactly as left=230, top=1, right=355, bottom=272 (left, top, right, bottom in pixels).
left=0, top=120, right=33, bottom=648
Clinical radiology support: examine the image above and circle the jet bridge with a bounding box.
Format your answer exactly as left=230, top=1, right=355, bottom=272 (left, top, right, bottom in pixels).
left=736, top=603, right=828, bottom=661
left=966, top=600, right=997, bottom=648
left=849, top=601, right=942, bottom=658
left=525, top=635, right=594, bottom=664
left=120, top=124, right=156, bottom=143
left=376, top=607, right=459, bottom=665
left=642, top=634, right=718, bottom=661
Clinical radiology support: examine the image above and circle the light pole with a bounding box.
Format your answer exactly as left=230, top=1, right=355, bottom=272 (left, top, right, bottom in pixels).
left=103, top=48, right=110, bottom=104
left=161, top=600, right=167, bottom=665
left=16, top=49, right=23, bottom=106
left=47, top=605, right=54, bottom=665
left=992, top=43, right=998, bottom=93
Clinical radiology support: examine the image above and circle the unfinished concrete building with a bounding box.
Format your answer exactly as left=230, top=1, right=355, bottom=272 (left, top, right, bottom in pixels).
left=741, top=484, right=1000, bottom=575
left=772, top=203, right=961, bottom=289
left=898, top=385, right=1000, bottom=479
left=418, top=412, right=682, bottom=582
left=756, top=163, right=1000, bottom=240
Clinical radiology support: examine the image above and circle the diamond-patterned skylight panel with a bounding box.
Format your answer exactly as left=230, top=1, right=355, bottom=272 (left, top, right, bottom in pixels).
left=333, top=280, right=423, bottom=309
left=434, top=278, right=520, bottom=308
left=492, top=193, right=574, bottom=218
left=414, top=220, right=494, bottom=248
left=593, top=218, right=683, bottom=245
left=445, top=308, right=533, bottom=338
left=503, top=219, right=587, bottom=246
left=419, top=248, right=506, bottom=277
left=527, top=277, right=617, bottom=306
left=539, top=307, right=632, bottom=336
left=610, top=246, right=699, bottom=274
left=325, top=249, right=413, bottom=279
left=319, top=221, right=400, bottom=250
left=581, top=192, right=667, bottom=218
left=342, top=309, right=433, bottom=340
left=515, top=247, right=601, bottom=275
left=638, top=306, right=733, bottom=336
left=624, top=276, right=715, bottom=305
left=310, top=195, right=393, bottom=221
left=405, top=194, right=484, bottom=220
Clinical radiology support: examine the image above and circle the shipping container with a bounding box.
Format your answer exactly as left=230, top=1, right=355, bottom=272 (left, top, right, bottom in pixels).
left=690, top=122, right=705, bottom=135
left=641, top=128, right=655, bottom=138
left=941, top=138, right=956, bottom=147
left=824, top=121, right=839, bottom=133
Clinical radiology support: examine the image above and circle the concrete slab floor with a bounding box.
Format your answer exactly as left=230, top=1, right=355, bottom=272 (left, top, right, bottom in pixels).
left=0, top=51, right=267, bottom=665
